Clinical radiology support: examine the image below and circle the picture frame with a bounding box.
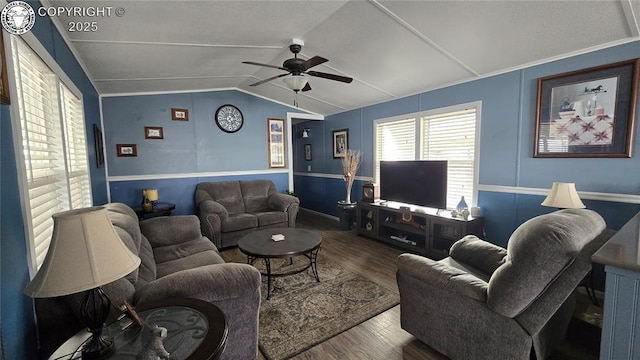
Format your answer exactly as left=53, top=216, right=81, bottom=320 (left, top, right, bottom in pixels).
left=144, top=126, right=164, bottom=139
left=304, top=144, right=312, bottom=161
left=117, top=144, right=137, bottom=157
left=333, top=129, right=348, bottom=158
left=0, top=30, right=10, bottom=104
left=267, top=118, right=286, bottom=168
left=93, top=124, right=105, bottom=168
left=534, top=59, right=639, bottom=158
left=171, top=108, right=189, bottom=121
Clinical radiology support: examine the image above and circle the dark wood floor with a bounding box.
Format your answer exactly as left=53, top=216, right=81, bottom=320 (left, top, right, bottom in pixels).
left=220, top=210, right=600, bottom=360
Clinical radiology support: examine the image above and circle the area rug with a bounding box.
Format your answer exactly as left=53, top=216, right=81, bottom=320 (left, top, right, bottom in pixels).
left=251, top=256, right=399, bottom=360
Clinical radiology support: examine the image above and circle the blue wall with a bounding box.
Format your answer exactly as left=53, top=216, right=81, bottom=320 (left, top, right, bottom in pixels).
left=0, top=2, right=104, bottom=357
left=292, top=41, right=640, bottom=251
left=102, top=90, right=306, bottom=210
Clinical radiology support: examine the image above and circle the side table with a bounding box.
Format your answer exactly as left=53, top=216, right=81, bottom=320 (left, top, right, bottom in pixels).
left=49, top=298, right=227, bottom=360
left=133, top=202, right=176, bottom=220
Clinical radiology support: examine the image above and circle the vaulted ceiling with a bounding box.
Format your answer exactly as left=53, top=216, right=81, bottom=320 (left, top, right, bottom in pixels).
left=45, top=0, right=640, bottom=116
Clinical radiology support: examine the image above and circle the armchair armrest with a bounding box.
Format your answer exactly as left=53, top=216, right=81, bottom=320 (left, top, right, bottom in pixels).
left=268, top=193, right=299, bottom=212
left=199, top=200, right=229, bottom=220
left=397, top=253, right=488, bottom=301
left=133, top=263, right=260, bottom=304
left=140, top=215, right=203, bottom=247
left=449, top=235, right=507, bottom=276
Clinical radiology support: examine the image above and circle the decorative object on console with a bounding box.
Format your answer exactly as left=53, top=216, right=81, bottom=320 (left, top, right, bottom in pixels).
left=340, top=149, right=361, bottom=204
left=534, top=58, right=639, bottom=158
left=361, top=182, right=380, bottom=203
left=541, top=182, right=586, bottom=209
left=456, top=196, right=469, bottom=212
left=24, top=207, right=141, bottom=360
left=171, top=108, right=188, bottom=121
left=141, top=188, right=159, bottom=212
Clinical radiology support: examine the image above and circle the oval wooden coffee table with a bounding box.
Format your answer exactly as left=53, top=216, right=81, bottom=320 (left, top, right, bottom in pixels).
left=238, top=228, right=321, bottom=299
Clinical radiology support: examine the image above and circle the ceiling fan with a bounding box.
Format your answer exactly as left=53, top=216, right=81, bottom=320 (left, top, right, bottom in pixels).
left=242, top=43, right=353, bottom=93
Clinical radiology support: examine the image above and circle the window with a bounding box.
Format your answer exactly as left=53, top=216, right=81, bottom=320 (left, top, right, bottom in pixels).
left=11, top=37, right=92, bottom=273
left=375, top=103, right=479, bottom=210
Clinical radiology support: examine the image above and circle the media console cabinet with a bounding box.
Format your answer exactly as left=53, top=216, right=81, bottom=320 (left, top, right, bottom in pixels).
left=356, top=201, right=484, bottom=259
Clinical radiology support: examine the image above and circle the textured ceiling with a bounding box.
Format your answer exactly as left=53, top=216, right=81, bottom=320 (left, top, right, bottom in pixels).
left=44, top=0, right=640, bottom=115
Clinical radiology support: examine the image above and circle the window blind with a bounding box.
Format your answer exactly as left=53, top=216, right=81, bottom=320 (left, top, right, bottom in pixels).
left=421, top=108, right=477, bottom=210
left=374, top=118, right=415, bottom=181
left=12, top=38, right=91, bottom=271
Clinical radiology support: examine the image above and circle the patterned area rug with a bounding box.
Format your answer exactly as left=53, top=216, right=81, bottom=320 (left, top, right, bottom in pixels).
left=251, top=256, right=399, bottom=360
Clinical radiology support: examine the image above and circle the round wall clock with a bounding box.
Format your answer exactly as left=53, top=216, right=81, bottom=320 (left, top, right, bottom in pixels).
left=215, top=104, right=243, bottom=133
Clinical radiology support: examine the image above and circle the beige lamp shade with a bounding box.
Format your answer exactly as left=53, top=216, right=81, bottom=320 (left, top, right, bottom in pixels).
left=144, top=188, right=159, bottom=201
left=24, top=206, right=141, bottom=298
left=541, top=182, right=586, bottom=209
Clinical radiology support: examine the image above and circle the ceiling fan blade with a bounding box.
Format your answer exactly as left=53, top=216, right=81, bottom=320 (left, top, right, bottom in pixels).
left=242, top=61, right=288, bottom=71
left=248, top=73, right=289, bottom=86
left=301, top=82, right=312, bottom=92
left=306, top=71, right=353, bottom=83
left=301, top=56, right=328, bottom=70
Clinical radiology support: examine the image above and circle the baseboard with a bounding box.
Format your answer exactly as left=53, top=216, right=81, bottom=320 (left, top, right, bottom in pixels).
left=299, top=207, right=339, bottom=222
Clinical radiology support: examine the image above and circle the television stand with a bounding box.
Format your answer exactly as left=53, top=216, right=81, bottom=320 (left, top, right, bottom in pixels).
left=356, top=201, right=484, bottom=259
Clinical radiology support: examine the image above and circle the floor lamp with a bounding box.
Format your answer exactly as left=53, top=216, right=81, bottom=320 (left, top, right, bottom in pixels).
left=24, top=206, right=141, bottom=359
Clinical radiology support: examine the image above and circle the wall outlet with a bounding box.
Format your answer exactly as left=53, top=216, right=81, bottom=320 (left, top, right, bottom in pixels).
left=307, top=165, right=311, bottom=171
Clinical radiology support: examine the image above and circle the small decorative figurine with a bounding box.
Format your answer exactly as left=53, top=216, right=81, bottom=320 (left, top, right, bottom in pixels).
left=137, top=325, right=170, bottom=360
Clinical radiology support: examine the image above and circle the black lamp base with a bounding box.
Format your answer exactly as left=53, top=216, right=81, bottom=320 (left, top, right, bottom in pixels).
left=80, top=287, right=114, bottom=359
left=82, top=333, right=114, bottom=359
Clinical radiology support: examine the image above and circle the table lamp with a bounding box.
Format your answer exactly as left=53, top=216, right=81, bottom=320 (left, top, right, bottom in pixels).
left=141, top=188, right=158, bottom=211
left=24, top=206, right=141, bottom=359
left=541, top=182, right=586, bottom=209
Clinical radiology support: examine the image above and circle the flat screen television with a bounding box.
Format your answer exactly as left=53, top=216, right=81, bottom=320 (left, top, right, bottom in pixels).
left=379, top=160, right=447, bottom=209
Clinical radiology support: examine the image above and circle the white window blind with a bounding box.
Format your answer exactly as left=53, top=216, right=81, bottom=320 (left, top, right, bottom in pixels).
left=374, top=118, right=415, bottom=180
left=374, top=105, right=478, bottom=210
left=11, top=37, right=92, bottom=271
left=421, top=108, right=477, bottom=210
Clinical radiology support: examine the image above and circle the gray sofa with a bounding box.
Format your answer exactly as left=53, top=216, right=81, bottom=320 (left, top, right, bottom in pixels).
left=35, top=203, right=261, bottom=360
left=396, top=209, right=612, bottom=360
left=195, top=179, right=300, bottom=249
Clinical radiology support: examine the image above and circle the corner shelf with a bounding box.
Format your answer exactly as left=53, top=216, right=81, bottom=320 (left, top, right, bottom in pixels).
left=356, top=201, right=484, bottom=259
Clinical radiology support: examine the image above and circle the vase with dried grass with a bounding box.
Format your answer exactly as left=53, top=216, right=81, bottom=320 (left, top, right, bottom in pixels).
left=340, top=149, right=361, bottom=204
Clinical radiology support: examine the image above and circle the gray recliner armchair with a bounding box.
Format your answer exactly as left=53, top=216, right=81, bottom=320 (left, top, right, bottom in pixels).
left=34, top=203, right=261, bottom=360
left=396, top=209, right=611, bottom=359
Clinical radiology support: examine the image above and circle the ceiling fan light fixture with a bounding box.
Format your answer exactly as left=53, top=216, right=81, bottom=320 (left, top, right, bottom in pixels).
left=283, top=75, right=308, bottom=92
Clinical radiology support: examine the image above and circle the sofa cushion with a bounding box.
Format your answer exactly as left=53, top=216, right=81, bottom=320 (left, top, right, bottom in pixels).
left=154, top=237, right=226, bottom=278
left=254, top=211, right=287, bottom=227
left=241, top=179, right=277, bottom=213
left=200, top=181, right=245, bottom=215
left=222, top=213, right=258, bottom=233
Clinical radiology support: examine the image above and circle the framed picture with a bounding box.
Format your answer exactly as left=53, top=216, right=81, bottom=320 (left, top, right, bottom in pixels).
left=0, top=30, right=10, bottom=104
left=171, top=108, right=189, bottom=121
left=117, top=144, right=137, bottom=157
left=144, top=126, right=164, bottom=139
left=267, top=118, right=286, bottom=168
left=534, top=59, right=639, bottom=158
left=304, top=144, right=312, bottom=161
left=333, top=129, right=348, bottom=158
left=93, top=124, right=105, bottom=168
